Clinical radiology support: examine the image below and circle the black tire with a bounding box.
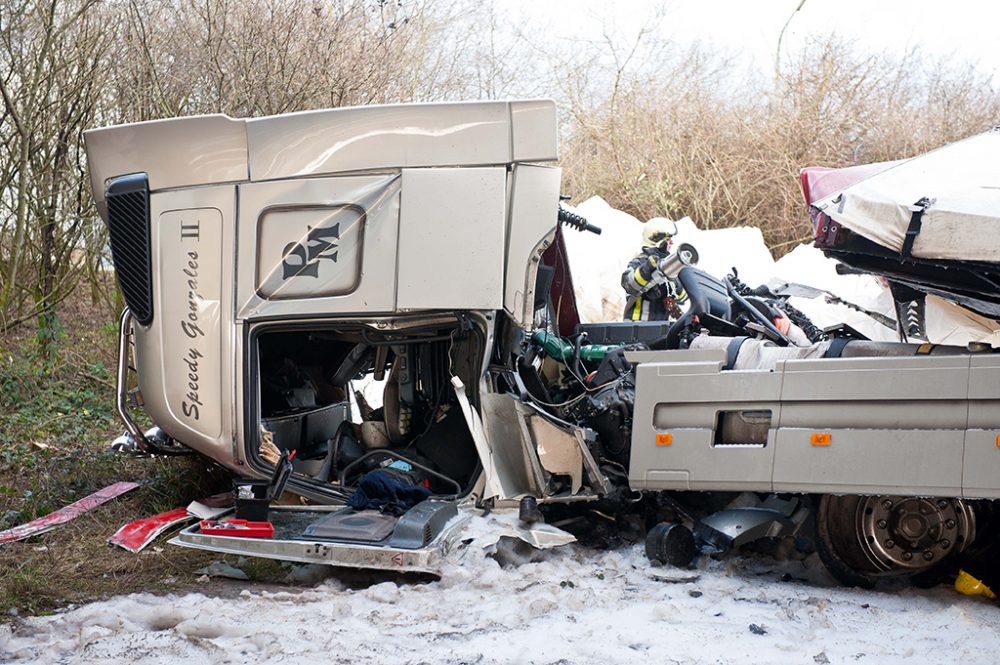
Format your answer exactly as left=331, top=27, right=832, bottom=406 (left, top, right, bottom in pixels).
left=817, top=494, right=971, bottom=590
left=645, top=522, right=696, bottom=568
left=815, top=495, right=878, bottom=588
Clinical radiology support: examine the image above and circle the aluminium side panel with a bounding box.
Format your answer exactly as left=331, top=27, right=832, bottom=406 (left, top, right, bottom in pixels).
left=509, top=100, right=559, bottom=162
left=964, top=355, right=1000, bottom=498
left=84, top=115, right=248, bottom=218
left=396, top=168, right=507, bottom=311
left=504, top=164, right=561, bottom=326
left=246, top=102, right=513, bottom=181
left=234, top=175, right=401, bottom=320
left=629, top=351, right=778, bottom=492
left=772, top=356, right=969, bottom=496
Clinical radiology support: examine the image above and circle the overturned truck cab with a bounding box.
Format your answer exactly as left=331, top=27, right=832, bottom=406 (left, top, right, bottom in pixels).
left=86, top=101, right=609, bottom=572
left=85, top=101, right=1000, bottom=586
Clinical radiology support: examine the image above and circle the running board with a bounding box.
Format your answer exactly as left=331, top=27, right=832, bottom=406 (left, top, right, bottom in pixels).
left=169, top=506, right=470, bottom=575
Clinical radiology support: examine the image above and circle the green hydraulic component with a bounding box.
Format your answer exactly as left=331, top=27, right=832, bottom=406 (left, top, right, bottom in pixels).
left=531, top=331, right=622, bottom=364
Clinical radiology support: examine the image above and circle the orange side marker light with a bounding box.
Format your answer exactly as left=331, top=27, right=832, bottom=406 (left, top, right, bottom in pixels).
left=656, top=433, right=673, bottom=446
left=995, top=434, right=1000, bottom=448
left=811, top=433, right=831, bottom=447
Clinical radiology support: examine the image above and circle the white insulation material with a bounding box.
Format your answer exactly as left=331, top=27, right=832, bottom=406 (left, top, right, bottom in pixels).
left=565, top=196, right=1000, bottom=346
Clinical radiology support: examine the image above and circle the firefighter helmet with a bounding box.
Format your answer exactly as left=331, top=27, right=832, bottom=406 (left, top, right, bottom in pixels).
left=642, top=217, right=677, bottom=249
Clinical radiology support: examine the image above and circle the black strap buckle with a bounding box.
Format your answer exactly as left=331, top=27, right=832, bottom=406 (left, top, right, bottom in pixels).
left=901, top=197, right=935, bottom=261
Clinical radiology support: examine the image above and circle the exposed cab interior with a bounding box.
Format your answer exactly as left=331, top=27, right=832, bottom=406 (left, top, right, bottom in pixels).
left=240, top=316, right=486, bottom=550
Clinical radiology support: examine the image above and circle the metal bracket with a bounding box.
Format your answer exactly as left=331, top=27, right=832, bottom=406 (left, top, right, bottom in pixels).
left=115, top=309, right=151, bottom=453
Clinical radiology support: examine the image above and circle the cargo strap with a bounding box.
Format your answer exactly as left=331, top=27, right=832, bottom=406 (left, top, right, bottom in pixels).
left=823, top=337, right=852, bottom=358
left=901, top=197, right=935, bottom=260
left=723, top=336, right=749, bottom=370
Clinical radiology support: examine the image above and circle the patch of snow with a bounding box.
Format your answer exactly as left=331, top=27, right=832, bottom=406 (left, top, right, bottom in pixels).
left=3, top=515, right=999, bottom=664
left=564, top=197, right=776, bottom=324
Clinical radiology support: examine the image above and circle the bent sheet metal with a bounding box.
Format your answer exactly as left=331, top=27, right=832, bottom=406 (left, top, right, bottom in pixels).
left=0, top=481, right=139, bottom=545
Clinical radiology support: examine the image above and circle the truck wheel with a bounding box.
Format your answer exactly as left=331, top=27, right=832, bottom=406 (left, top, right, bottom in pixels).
left=816, top=494, right=975, bottom=588
left=645, top=522, right=696, bottom=567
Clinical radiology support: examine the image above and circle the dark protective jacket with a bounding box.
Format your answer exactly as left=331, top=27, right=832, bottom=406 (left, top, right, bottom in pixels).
left=621, top=247, right=681, bottom=321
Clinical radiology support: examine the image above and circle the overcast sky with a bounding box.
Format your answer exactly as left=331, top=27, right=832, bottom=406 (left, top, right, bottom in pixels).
left=506, top=0, right=1000, bottom=80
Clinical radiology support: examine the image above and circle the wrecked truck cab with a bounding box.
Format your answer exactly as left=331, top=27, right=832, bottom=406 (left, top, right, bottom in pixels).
left=87, top=102, right=1000, bottom=588
left=86, top=100, right=610, bottom=570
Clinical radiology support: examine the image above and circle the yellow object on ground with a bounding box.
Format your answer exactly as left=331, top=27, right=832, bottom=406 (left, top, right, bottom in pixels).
left=955, top=569, right=997, bottom=600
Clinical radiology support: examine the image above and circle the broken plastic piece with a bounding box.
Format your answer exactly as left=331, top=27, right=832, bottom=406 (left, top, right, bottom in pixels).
left=109, top=507, right=194, bottom=553
left=0, top=481, right=140, bottom=545
left=955, top=569, right=996, bottom=600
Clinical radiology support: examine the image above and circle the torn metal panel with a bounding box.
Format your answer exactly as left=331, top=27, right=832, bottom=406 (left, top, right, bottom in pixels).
left=695, top=496, right=807, bottom=552
left=452, top=377, right=503, bottom=501
left=480, top=393, right=544, bottom=498
left=526, top=414, right=583, bottom=494
left=0, top=482, right=140, bottom=545
left=109, top=507, right=195, bottom=553
left=464, top=509, right=577, bottom=551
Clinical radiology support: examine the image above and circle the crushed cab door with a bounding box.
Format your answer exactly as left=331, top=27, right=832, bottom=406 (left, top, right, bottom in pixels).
left=503, top=164, right=562, bottom=327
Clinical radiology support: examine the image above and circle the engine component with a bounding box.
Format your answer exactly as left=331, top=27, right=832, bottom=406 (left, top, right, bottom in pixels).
left=645, top=522, right=697, bottom=567
left=519, top=496, right=544, bottom=524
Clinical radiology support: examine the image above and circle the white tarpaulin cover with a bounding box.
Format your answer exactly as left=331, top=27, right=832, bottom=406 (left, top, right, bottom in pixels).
left=812, top=129, right=1000, bottom=262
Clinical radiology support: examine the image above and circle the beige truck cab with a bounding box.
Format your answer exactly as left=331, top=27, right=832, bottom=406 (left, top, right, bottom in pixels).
left=86, top=100, right=607, bottom=571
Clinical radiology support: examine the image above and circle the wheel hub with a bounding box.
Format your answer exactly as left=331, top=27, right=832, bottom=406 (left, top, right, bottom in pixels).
left=858, top=496, right=974, bottom=572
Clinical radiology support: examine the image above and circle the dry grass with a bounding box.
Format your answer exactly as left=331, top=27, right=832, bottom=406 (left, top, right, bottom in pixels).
left=561, top=37, right=1000, bottom=254
left=0, top=287, right=240, bottom=615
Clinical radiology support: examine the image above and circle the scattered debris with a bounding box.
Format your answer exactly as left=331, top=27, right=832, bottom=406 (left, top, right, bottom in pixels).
left=108, top=507, right=194, bottom=553
left=0, top=481, right=139, bottom=545
left=193, top=560, right=249, bottom=581
left=649, top=574, right=702, bottom=585
left=749, top=623, right=767, bottom=635
left=186, top=495, right=233, bottom=520
left=109, top=494, right=235, bottom=553
left=285, top=564, right=334, bottom=586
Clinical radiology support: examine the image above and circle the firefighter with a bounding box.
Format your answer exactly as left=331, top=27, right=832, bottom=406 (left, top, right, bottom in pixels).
left=621, top=218, right=686, bottom=321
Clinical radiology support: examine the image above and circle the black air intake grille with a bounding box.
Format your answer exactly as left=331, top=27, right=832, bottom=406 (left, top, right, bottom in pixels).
left=106, top=173, right=153, bottom=326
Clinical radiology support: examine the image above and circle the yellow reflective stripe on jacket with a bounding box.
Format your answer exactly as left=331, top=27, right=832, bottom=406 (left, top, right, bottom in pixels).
left=634, top=267, right=648, bottom=287
left=631, top=298, right=643, bottom=321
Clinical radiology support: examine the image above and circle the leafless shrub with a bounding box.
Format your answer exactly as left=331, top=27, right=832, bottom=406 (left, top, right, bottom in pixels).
left=0, top=0, right=526, bottom=339
left=561, top=36, right=1000, bottom=253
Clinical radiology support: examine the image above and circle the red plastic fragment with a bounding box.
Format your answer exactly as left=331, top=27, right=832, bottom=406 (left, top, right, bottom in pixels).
left=109, top=507, right=194, bottom=553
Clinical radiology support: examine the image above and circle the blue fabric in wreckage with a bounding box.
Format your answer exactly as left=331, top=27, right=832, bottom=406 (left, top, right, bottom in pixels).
left=347, top=469, right=431, bottom=516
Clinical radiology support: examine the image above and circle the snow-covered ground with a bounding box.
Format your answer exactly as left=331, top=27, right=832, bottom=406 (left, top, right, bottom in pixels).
left=3, top=514, right=999, bottom=665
